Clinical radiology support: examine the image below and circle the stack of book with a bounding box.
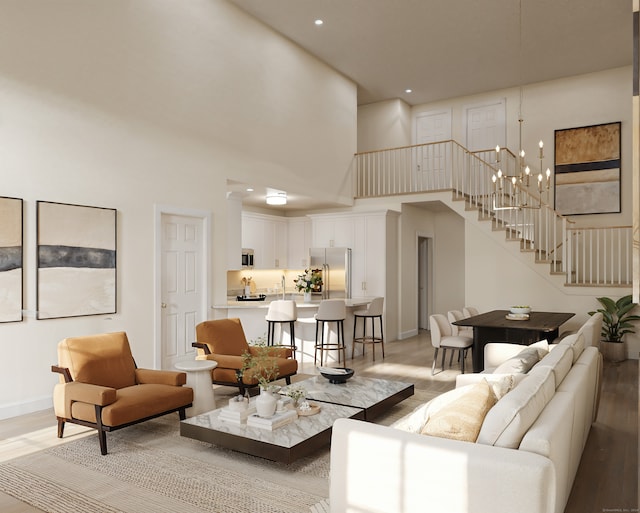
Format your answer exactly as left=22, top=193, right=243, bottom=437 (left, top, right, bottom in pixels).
left=218, top=403, right=256, bottom=425
left=246, top=409, right=297, bottom=430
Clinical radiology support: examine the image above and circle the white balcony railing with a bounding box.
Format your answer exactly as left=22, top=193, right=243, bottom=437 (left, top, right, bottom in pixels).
left=354, top=141, right=632, bottom=287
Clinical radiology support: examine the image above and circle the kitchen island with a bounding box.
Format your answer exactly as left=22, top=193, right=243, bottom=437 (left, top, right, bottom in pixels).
left=211, top=298, right=376, bottom=365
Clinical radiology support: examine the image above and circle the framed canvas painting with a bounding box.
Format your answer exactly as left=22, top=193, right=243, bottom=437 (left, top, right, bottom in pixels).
left=554, top=122, right=621, bottom=215
left=37, top=201, right=117, bottom=319
left=0, top=196, right=23, bottom=322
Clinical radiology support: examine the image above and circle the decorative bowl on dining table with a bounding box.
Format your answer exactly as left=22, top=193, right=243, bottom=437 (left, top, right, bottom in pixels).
left=510, top=306, right=531, bottom=315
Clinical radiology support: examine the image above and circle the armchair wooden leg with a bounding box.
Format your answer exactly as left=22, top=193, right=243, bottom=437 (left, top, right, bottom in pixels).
left=56, top=417, right=65, bottom=439
left=94, top=405, right=108, bottom=456
left=179, top=407, right=187, bottom=421
left=285, top=376, right=291, bottom=385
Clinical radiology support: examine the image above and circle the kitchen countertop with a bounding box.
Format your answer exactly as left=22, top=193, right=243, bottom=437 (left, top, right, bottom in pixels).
left=214, top=298, right=375, bottom=309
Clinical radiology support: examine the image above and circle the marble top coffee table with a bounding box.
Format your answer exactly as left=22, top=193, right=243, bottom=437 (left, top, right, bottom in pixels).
left=281, top=375, right=415, bottom=420
left=180, top=401, right=364, bottom=464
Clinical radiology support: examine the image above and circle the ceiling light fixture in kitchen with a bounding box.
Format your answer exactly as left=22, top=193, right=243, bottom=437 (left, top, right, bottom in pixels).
left=265, top=189, right=287, bottom=206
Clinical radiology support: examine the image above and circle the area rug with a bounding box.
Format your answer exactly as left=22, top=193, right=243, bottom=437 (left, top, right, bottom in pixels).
left=0, top=389, right=437, bottom=513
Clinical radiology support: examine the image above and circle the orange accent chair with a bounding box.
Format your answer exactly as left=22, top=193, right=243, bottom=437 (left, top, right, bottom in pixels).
left=193, top=318, right=298, bottom=394
left=51, top=332, right=193, bottom=455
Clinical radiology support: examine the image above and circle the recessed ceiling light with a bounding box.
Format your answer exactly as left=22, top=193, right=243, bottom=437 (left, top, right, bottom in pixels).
left=405, top=89, right=412, bottom=93
left=315, top=19, right=324, bottom=26
left=246, top=187, right=254, bottom=192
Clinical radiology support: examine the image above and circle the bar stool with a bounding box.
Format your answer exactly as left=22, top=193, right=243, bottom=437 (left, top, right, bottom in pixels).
left=265, top=300, right=298, bottom=357
left=314, top=299, right=346, bottom=366
left=352, top=297, right=384, bottom=360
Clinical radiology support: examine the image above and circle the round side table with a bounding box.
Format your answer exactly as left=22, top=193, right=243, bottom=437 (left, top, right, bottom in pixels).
left=175, top=360, right=218, bottom=417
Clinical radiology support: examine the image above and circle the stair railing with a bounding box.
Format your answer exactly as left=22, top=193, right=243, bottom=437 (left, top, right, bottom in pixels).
left=353, top=141, right=631, bottom=286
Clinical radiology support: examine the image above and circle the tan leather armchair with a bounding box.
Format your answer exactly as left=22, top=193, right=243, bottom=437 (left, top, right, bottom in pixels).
left=193, top=318, right=298, bottom=394
left=52, top=331, right=193, bottom=455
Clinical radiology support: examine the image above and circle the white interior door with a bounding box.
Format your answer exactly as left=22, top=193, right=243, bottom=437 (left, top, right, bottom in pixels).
left=160, top=212, right=207, bottom=370
left=415, top=110, right=452, bottom=189
left=418, top=236, right=432, bottom=330
left=464, top=99, right=506, bottom=152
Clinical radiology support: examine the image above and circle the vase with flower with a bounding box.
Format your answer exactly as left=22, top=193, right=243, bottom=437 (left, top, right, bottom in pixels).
left=294, top=269, right=323, bottom=302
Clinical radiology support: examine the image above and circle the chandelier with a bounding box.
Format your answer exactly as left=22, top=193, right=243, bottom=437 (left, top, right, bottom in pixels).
left=491, top=0, right=551, bottom=211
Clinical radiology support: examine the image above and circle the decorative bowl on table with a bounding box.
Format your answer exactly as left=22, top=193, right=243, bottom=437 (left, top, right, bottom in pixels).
left=319, top=367, right=354, bottom=384
left=510, top=306, right=531, bottom=315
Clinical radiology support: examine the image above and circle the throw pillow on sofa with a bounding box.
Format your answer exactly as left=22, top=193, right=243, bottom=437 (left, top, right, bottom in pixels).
left=493, top=346, right=541, bottom=374
left=421, top=380, right=498, bottom=442
left=477, top=366, right=556, bottom=448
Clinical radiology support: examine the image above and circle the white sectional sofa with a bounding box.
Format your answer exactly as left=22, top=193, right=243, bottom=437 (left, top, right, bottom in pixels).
left=329, top=333, right=602, bottom=513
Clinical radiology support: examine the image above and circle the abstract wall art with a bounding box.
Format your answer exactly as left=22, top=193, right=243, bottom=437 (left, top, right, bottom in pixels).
left=37, top=201, right=117, bottom=319
left=0, top=197, right=23, bottom=323
left=554, top=122, right=621, bottom=216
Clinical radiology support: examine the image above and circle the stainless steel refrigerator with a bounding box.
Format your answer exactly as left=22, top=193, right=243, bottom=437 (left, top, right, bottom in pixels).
left=309, top=247, right=352, bottom=299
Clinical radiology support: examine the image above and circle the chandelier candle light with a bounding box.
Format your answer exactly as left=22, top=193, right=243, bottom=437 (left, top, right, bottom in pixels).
left=491, top=0, right=552, bottom=211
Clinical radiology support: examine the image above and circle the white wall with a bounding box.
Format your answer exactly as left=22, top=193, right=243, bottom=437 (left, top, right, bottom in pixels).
left=357, top=66, right=637, bottom=356
left=397, top=202, right=465, bottom=338
left=0, top=0, right=357, bottom=419
left=357, top=99, right=412, bottom=152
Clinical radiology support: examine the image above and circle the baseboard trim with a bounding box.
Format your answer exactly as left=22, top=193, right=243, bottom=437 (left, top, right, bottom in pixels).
left=0, top=396, right=52, bottom=421
left=398, top=329, right=419, bottom=340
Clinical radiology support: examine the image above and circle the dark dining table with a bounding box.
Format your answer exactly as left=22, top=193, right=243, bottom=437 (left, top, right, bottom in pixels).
left=452, top=309, right=575, bottom=372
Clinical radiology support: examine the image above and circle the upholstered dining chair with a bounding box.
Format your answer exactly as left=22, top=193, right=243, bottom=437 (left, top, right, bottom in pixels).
left=52, top=331, right=194, bottom=455
left=193, top=318, right=298, bottom=395
left=448, top=309, right=474, bottom=338
left=463, top=306, right=480, bottom=318
left=429, top=314, right=473, bottom=375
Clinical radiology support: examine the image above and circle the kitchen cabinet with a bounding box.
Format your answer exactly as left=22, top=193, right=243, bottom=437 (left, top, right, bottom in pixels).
left=310, top=214, right=355, bottom=248
left=227, top=193, right=243, bottom=269
left=351, top=213, right=388, bottom=298
left=241, top=212, right=288, bottom=269
left=287, top=217, right=311, bottom=269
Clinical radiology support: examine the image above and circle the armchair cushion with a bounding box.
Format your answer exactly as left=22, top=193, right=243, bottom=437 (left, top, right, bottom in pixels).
left=58, top=332, right=137, bottom=389
left=196, top=318, right=250, bottom=356
left=71, top=384, right=194, bottom=427
left=135, top=368, right=187, bottom=386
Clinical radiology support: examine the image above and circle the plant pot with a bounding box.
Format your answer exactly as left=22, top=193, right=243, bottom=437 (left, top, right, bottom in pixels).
left=599, top=340, right=627, bottom=363
left=255, top=388, right=278, bottom=418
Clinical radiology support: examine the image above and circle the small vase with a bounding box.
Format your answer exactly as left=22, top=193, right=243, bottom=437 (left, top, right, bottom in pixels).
left=255, top=388, right=278, bottom=418
left=304, top=291, right=312, bottom=303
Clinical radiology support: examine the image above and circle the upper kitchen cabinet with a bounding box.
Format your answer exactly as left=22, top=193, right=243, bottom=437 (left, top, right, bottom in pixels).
left=241, top=212, right=288, bottom=269
left=309, top=213, right=355, bottom=248
left=288, top=217, right=311, bottom=269
left=227, top=193, right=243, bottom=270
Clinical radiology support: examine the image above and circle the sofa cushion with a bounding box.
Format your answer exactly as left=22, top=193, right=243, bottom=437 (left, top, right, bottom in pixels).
left=533, top=344, right=573, bottom=387
left=493, top=347, right=541, bottom=374
left=477, top=366, right=556, bottom=448
left=391, top=385, right=476, bottom=434
left=558, top=333, right=585, bottom=363
left=421, top=380, right=498, bottom=442
left=529, top=339, right=550, bottom=358
left=456, top=372, right=525, bottom=399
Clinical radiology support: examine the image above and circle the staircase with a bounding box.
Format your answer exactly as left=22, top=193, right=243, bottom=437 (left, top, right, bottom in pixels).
left=353, top=140, right=632, bottom=288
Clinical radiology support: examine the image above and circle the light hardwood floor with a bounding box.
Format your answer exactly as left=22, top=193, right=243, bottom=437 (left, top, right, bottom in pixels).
left=1, top=331, right=637, bottom=512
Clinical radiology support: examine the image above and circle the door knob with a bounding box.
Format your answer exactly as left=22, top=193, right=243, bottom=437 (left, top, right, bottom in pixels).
left=161, top=303, right=167, bottom=309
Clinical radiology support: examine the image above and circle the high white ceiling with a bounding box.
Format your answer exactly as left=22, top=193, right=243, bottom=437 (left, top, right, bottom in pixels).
left=226, top=0, right=632, bottom=210
left=228, top=0, right=632, bottom=106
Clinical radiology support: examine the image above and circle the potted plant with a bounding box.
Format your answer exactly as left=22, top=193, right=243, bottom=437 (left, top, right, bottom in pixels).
left=588, top=294, right=640, bottom=363
left=240, top=336, right=281, bottom=417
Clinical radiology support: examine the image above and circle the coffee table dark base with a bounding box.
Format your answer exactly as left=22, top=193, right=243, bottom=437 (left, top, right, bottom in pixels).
left=180, top=408, right=365, bottom=464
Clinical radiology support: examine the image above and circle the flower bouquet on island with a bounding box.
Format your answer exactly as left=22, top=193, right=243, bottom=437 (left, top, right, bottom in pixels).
left=294, top=269, right=323, bottom=293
